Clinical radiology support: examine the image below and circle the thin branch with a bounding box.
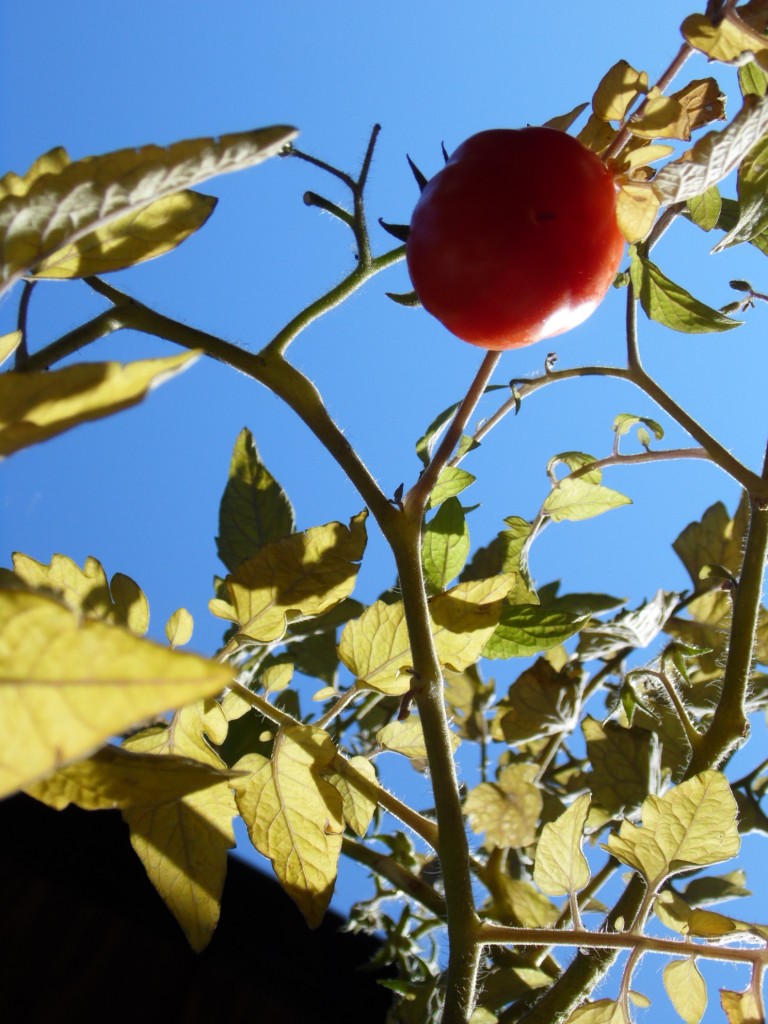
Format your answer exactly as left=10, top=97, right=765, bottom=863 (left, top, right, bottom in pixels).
left=341, top=835, right=447, bottom=919
left=13, top=280, right=35, bottom=369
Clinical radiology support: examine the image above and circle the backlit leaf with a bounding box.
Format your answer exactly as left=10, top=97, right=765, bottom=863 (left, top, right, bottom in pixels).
left=613, top=413, right=664, bottom=444
left=377, top=715, right=460, bottom=761
left=653, top=92, right=768, bottom=205
left=663, top=958, right=707, bottom=1024
left=606, top=770, right=740, bottom=888
left=484, top=875, right=560, bottom=928
left=0, top=125, right=297, bottom=297
left=427, top=466, right=476, bottom=509
left=583, top=716, right=659, bottom=816
left=210, top=511, right=367, bottom=642
left=325, top=754, right=377, bottom=836
left=542, top=477, right=631, bottom=522
left=578, top=589, right=680, bottom=660
left=216, top=427, right=295, bottom=573
left=0, top=588, right=230, bottom=799
left=0, top=331, right=21, bottom=367
left=687, top=185, right=723, bottom=231
left=465, top=763, right=542, bottom=849
left=564, top=999, right=628, bottom=1023
left=592, top=60, right=648, bottom=122
left=234, top=726, right=343, bottom=927
left=714, top=134, right=768, bottom=250
left=492, top=658, right=579, bottom=743
left=422, top=496, right=470, bottom=592
left=672, top=78, right=727, bottom=133
left=534, top=793, right=591, bottom=897
left=0, top=351, right=198, bottom=457
left=483, top=604, right=589, bottom=660
left=616, top=182, right=661, bottom=242
left=630, top=249, right=741, bottom=333
left=32, top=189, right=216, bottom=278
left=629, top=93, right=687, bottom=140
left=547, top=450, right=602, bottom=484
left=431, top=576, right=518, bottom=668
left=673, top=496, right=750, bottom=591
left=683, top=11, right=768, bottom=69
left=720, top=984, right=764, bottom=1024
left=165, top=607, right=193, bottom=647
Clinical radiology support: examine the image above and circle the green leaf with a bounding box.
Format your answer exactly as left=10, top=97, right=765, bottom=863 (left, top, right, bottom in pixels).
left=583, top=716, right=659, bottom=815
left=122, top=702, right=236, bottom=952
left=613, top=413, right=664, bottom=444
left=422, top=496, right=470, bottom=592
left=415, top=386, right=506, bottom=466
left=687, top=185, right=722, bottom=231
left=210, top=511, right=367, bottom=642
left=0, top=588, right=231, bottom=800
left=492, top=658, right=579, bottom=744
left=426, top=466, right=476, bottom=509
left=465, top=763, right=542, bottom=849
left=605, top=770, right=740, bottom=888
left=547, top=451, right=602, bottom=485
left=0, top=125, right=298, bottom=297
left=233, top=726, right=343, bottom=928
left=629, top=249, right=742, bottom=333
left=542, top=477, right=631, bottom=523
left=0, top=351, right=198, bottom=457
left=216, top=427, right=295, bottom=572
left=534, top=793, right=591, bottom=897
left=682, top=870, right=750, bottom=906
left=32, top=188, right=217, bottom=278
left=663, top=958, right=708, bottom=1024
left=483, top=604, right=589, bottom=659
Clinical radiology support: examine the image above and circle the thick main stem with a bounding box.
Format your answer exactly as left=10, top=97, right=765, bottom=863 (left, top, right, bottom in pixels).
left=388, top=514, right=481, bottom=1024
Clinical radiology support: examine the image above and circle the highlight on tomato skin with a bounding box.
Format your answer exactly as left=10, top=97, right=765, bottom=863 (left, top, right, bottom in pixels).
left=405, top=127, right=626, bottom=351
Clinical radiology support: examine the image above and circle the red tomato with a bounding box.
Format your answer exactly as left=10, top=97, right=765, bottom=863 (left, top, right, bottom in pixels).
left=406, top=127, right=625, bottom=350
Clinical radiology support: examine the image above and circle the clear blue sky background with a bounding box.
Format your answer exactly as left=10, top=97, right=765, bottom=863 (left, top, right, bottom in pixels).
left=2, top=2, right=767, bottom=1018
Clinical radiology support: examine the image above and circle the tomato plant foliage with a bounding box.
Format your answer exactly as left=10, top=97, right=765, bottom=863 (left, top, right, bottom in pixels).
left=3, top=4, right=768, bottom=1024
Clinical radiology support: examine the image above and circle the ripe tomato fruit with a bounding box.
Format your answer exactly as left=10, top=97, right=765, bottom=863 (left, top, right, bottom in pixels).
left=406, top=127, right=625, bottom=350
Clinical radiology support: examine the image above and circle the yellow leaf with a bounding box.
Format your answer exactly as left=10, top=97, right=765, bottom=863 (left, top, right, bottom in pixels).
left=629, top=94, right=689, bottom=140
left=123, top=702, right=236, bottom=951
left=565, top=1000, right=628, bottom=1024
left=210, top=512, right=367, bottom=643
left=465, top=763, right=542, bottom=849
left=605, top=770, right=740, bottom=889
left=0, top=351, right=198, bottom=457
left=683, top=11, right=768, bottom=69
left=0, top=588, right=231, bottom=799
left=262, top=662, right=294, bottom=694
left=377, top=714, right=460, bottom=760
left=338, top=574, right=514, bottom=695
left=534, top=793, right=591, bottom=897
left=592, top=60, right=649, bottom=122
left=663, top=958, right=707, bottom=1024
left=26, top=743, right=234, bottom=810
left=165, top=607, right=193, bottom=647
left=326, top=754, right=377, bottom=836
left=484, top=874, right=560, bottom=927
left=721, top=984, right=764, bottom=1024
left=0, top=146, right=71, bottom=201
left=621, top=143, right=676, bottom=172
left=672, top=79, right=726, bottom=133
left=234, top=726, right=343, bottom=928
left=12, top=552, right=149, bottom=635
left=577, top=114, right=617, bottom=156
left=616, top=182, right=661, bottom=242
left=0, top=330, right=21, bottom=367
left=32, top=190, right=216, bottom=278
left=0, top=126, right=298, bottom=297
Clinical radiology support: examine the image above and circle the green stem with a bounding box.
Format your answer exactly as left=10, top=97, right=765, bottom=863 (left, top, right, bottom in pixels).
left=20, top=306, right=128, bottom=372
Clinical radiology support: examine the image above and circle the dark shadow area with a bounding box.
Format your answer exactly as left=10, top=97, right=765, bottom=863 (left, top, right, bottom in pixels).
left=0, top=794, right=393, bottom=1023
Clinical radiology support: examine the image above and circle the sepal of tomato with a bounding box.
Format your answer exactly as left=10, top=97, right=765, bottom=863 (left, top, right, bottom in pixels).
left=405, top=127, right=625, bottom=350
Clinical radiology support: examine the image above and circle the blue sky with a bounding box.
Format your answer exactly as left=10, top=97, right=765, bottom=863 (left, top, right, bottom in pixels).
left=2, top=2, right=767, bottom=1017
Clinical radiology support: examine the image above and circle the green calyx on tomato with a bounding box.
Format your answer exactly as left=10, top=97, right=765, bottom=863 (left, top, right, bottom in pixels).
left=405, top=127, right=625, bottom=351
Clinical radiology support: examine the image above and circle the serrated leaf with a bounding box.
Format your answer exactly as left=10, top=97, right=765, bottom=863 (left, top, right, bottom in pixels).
left=0, top=588, right=230, bottom=799
left=210, top=511, right=367, bottom=642
left=465, top=763, right=542, bottom=849
left=584, top=716, right=659, bottom=815
left=422, top=496, right=470, bottom=591
left=32, top=190, right=216, bottom=278
left=0, top=125, right=297, bottom=297
left=534, top=793, right=591, bottom=897
left=720, top=984, right=763, bottom=1024
left=165, top=607, right=193, bottom=647
left=11, top=552, right=149, bottom=635
left=543, top=477, right=631, bottom=523
left=492, top=658, right=578, bottom=743
left=653, top=92, right=768, bottom=205
left=216, top=427, right=295, bottom=573
left=377, top=715, right=460, bottom=761
left=592, top=60, right=648, bottom=122
left=630, top=249, right=742, bottom=333
left=339, top=575, right=515, bottom=695
left=564, top=999, right=628, bottom=1023
left=0, top=351, right=198, bottom=457
left=663, top=958, right=707, bottom=1024
left=426, top=466, right=476, bottom=509
left=605, top=770, right=740, bottom=888
left=484, top=605, right=588, bottom=660
left=233, top=726, right=343, bottom=928
left=325, top=754, right=377, bottom=836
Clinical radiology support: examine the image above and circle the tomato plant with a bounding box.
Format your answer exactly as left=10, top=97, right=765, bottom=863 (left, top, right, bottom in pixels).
left=406, top=127, right=626, bottom=350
